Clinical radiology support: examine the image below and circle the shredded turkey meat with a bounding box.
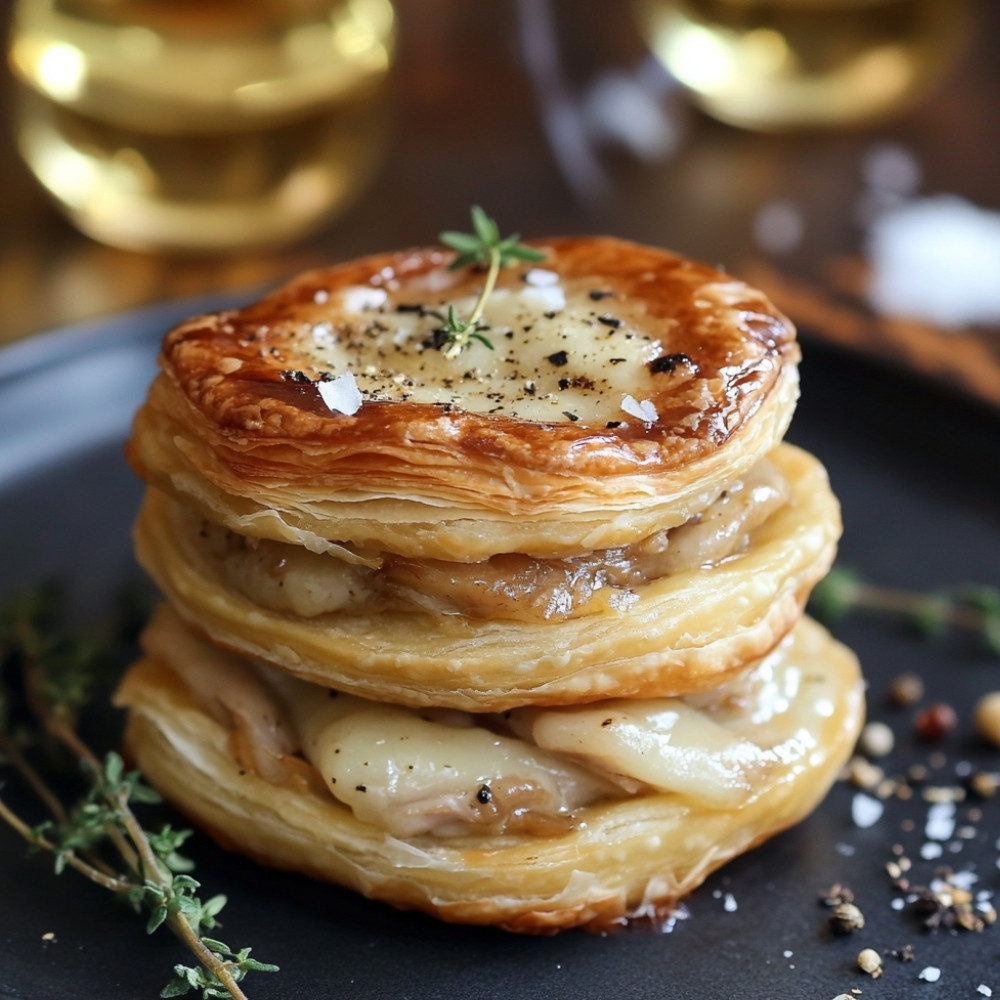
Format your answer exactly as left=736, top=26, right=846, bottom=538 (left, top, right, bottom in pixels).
left=200, top=459, right=789, bottom=623
left=142, top=616, right=831, bottom=840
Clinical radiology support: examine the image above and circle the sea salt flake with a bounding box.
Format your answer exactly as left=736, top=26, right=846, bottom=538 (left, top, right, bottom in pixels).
left=524, top=268, right=559, bottom=287
left=918, top=966, right=941, bottom=983
left=341, top=286, right=388, bottom=312
left=852, top=792, right=884, bottom=828
left=925, top=801, right=956, bottom=842
left=622, top=394, right=658, bottom=423
left=977, top=985, right=992, bottom=997
left=867, top=194, right=1000, bottom=328
left=949, top=869, right=978, bottom=891
left=313, top=289, right=330, bottom=304
left=920, top=842, right=943, bottom=860
left=518, top=285, right=566, bottom=312
left=317, top=372, right=363, bottom=415
left=723, top=893, right=737, bottom=913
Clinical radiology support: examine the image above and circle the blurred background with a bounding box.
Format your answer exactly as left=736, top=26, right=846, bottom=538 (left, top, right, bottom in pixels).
left=1, top=0, right=999, bottom=406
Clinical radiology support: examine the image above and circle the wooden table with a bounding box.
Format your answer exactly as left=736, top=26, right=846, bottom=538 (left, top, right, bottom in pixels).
left=2, top=0, right=998, bottom=407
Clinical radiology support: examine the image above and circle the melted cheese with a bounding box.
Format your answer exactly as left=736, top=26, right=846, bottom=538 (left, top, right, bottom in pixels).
left=254, top=623, right=839, bottom=835
left=519, top=640, right=814, bottom=809
left=269, top=677, right=614, bottom=838
left=292, top=278, right=689, bottom=425
left=134, top=607, right=858, bottom=843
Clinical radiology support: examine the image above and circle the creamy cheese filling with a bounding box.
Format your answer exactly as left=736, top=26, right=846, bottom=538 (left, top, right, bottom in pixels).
left=290, top=278, right=686, bottom=424
left=143, top=607, right=835, bottom=840
left=198, top=458, right=789, bottom=623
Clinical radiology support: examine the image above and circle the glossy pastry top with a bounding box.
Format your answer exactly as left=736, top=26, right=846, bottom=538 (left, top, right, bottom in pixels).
left=154, top=237, right=798, bottom=481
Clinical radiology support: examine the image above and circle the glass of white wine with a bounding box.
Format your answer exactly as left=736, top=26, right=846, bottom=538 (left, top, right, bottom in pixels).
left=635, top=0, right=971, bottom=131
left=7, top=0, right=396, bottom=253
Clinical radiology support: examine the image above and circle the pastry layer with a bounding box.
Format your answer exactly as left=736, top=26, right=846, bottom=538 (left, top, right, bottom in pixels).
left=133, top=443, right=840, bottom=710
left=191, top=455, right=790, bottom=623
left=127, top=236, right=799, bottom=560
left=115, top=613, right=864, bottom=933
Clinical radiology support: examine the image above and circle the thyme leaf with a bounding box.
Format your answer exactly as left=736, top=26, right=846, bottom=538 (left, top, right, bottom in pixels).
left=436, top=205, right=546, bottom=359
left=810, top=566, right=1000, bottom=655
left=0, top=585, right=277, bottom=1000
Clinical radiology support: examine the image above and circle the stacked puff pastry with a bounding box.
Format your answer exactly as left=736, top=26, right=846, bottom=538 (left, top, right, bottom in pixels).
left=118, top=236, right=863, bottom=932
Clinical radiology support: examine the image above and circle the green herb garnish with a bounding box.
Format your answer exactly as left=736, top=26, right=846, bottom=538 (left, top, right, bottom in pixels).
left=0, top=584, right=277, bottom=1000
left=810, top=566, right=1000, bottom=654
left=437, top=205, right=546, bottom=359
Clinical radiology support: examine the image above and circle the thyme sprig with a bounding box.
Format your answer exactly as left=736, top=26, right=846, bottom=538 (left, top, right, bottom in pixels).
left=0, top=584, right=277, bottom=1000
left=810, top=566, right=1000, bottom=654
left=437, top=205, right=546, bottom=359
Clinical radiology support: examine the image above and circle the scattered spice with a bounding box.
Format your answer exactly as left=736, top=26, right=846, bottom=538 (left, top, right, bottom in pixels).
left=857, top=948, right=882, bottom=977
left=905, top=870, right=994, bottom=932
left=915, top=703, right=958, bottom=742
left=648, top=352, right=694, bottom=374
left=847, top=755, right=884, bottom=790
left=974, top=692, right=1000, bottom=747
left=830, top=902, right=866, bottom=935
left=858, top=721, right=895, bottom=759
left=888, top=672, right=925, bottom=707
left=969, top=772, right=997, bottom=798
left=820, top=884, right=854, bottom=907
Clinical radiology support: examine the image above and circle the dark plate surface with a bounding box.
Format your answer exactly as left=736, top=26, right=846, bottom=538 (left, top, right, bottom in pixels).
left=1, top=300, right=999, bottom=1000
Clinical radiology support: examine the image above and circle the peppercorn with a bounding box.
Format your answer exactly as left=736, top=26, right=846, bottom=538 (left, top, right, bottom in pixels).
left=914, top=702, right=957, bottom=741
left=974, top=691, right=1000, bottom=747
left=830, top=901, right=866, bottom=934
left=970, top=772, right=998, bottom=799
left=859, top=720, right=895, bottom=758
left=858, top=948, right=883, bottom=977
left=888, top=671, right=924, bottom=707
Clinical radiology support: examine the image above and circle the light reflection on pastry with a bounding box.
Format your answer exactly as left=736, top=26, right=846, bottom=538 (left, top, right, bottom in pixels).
left=119, top=233, right=862, bottom=932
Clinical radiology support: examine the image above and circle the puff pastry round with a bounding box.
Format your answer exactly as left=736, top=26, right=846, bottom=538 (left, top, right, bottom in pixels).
left=127, top=236, right=799, bottom=560
left=115, top=613, right=863, bottom=933
left=133, top=442, right=838, bottom=710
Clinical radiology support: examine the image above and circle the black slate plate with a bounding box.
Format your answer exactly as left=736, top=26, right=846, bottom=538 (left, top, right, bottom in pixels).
left=1, top=300, right=999, bottom=1000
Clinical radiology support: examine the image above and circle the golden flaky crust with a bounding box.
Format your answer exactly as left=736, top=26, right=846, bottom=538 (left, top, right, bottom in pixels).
left=115, top=617, right=863, bottom=933
left=127, top=237, right=799, bottom=559
left=134, top=443, right=840, bottom=710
